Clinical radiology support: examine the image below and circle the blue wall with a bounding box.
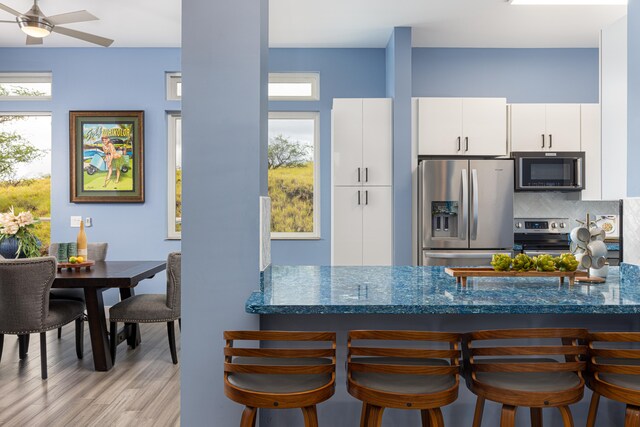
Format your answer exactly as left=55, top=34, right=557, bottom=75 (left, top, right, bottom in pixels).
left=0, top=47, right=602, bottom=271
left=412, top=48, right=599, bottom=103
left=0, top=48, right=181, bottom=303
left=268, top=48, right=386, bottom=265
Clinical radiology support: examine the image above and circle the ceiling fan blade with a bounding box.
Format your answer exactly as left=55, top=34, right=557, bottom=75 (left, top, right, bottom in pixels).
left=26, top=35, right=43, bottom=45
left=0, top=3, right=21, bottom=17
left=47, top=10, right=98, bottom=26
left=51, top=26, right=113, bottom=47
left=0, top=19, right=15, bottom=23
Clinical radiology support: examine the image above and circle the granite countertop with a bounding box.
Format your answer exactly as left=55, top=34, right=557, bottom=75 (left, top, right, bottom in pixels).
left=246, top=264, right=640, bottom=315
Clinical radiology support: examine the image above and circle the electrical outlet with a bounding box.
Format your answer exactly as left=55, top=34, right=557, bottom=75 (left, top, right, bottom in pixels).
left=85, top=217, right=92, bottom=227
left=70, top=216, right=82, bottom=228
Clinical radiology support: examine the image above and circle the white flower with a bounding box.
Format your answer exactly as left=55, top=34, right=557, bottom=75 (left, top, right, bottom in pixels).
left=17, top=211, right=34, bottom=227
left=3, top=223, right=19, bottom=235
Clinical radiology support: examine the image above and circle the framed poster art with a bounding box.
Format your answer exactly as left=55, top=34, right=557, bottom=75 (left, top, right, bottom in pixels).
left=70, top=111, right=144, bottom=203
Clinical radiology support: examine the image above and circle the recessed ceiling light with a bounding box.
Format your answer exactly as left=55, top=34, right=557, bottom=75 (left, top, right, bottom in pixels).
left=510, top=0, right=627, bottom=4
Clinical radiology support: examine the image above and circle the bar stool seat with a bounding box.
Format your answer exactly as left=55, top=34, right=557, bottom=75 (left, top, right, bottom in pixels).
left=351, top=357, right=456, bottom=394
left=227, top=356, right=332, bottom=393
left=475, top=358, right=581, bottom=392
left=224, top=331, right=336, bottom=427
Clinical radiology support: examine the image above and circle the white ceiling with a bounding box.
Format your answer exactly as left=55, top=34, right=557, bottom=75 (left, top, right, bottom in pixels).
left=0, top=0, right=628, bottom=48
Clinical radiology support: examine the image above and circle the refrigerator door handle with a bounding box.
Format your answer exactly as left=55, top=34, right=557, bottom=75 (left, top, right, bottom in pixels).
left=471, top=169, right=479, bottom=241
left=460, top=169, right=468, bottom=240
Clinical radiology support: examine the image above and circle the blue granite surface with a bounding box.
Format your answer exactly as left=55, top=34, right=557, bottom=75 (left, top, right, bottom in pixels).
left=246, top=263, right=640, bottom=315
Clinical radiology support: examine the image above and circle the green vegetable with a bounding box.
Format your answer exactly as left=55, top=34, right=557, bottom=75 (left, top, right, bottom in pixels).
left=512, top=253, right=534, bottom=271
left=533, top=254, right=557, bottom=272
left=491, top=254, right=512, bottom=271
left=554, top=253, right=579, bottom=272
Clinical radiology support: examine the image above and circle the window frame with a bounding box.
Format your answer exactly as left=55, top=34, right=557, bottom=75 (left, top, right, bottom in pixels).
left=0, top=72, right=52, bottom=100
left=268, top=73, right=320, bottom=101
left=166, top=72, right=182, bottom=101
left=269, top=111, right=321, bottom=240
left=167, top=112, right=182, bottom=239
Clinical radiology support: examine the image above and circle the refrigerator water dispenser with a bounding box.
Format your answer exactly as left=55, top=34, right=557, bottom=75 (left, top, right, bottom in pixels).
left=432, top=201, right=458, bottom=238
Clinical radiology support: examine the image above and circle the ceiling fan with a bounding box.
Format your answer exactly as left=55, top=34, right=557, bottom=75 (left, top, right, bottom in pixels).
left=0, top=0, right=113, bottom=47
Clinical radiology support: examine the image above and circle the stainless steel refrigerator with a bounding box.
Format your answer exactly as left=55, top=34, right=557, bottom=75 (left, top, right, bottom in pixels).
left=418, top=159, right=514, bottom=266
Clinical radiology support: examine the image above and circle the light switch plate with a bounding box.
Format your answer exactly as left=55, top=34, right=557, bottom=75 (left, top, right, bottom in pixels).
left=70, top=216, right=82, bottom=228
left=85, top=217, right=92, bottom=227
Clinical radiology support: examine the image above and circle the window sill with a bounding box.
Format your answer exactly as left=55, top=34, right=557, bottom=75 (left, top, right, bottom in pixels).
left=271, top=235, right=321, bottom=241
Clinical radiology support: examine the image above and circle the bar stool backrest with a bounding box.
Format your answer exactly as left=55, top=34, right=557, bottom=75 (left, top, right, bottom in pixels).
left=588, top=332, right=640, bottom=378
left=348, top=330, right=461, bottom=377
left=224, top=330, right=336, bottom=379
left=464, top=328, right=589, bottom=379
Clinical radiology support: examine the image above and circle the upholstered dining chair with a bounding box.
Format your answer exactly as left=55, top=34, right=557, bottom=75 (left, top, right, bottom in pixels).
left=109, top=252, right=181, bottom=364
left=0, top=257, right=84, bottom=379
left=48, top=242, right=108, bottom=338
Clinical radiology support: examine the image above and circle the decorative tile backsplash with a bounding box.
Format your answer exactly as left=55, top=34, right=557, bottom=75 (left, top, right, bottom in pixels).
left=514, top=193, right=620, bottom=230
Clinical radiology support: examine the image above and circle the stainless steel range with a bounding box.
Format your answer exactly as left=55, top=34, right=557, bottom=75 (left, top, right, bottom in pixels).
left=514, top=217, right=570, bottom=257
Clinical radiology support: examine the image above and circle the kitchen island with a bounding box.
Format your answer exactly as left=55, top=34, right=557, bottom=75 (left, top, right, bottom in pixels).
left=246, top=264, right=640, bottom=426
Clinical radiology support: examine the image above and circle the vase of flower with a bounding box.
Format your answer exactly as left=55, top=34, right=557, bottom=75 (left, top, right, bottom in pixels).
left=0, top=207, right=41, bottom=259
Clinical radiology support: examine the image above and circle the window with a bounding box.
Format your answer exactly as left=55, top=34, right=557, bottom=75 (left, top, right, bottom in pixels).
left=167, top=113, right=182, bottom=239
left=0, top=113, right=52, bottom=249
left=268, top=112, right=320, bottom=239
left=268, top=73, right=319, bottom=101
left=0, top=73, right=52, bottom=100
left=166, top=72, right=182, bottom=101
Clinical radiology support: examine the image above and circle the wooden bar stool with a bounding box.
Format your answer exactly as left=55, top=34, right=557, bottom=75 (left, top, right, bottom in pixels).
left=463, top=328, right=588, bottom=427
left=224, top=330, right=336, bottom=427
left=586, top=332, right=640, bottom=427
left=346, top=330, right=461, bottom=427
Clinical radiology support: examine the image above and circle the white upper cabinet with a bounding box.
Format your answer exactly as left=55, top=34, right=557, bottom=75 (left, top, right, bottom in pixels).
left=463, top=98, right=507, bottom=156
left=417, top=97, right=507, bottom=156
left=332, top=99, right=363, bottom=186
left=581, top=104, right=602, bottom=201
left=332, top=98, right=392, bottom=186
left=510, top=104, right=581, bottom=152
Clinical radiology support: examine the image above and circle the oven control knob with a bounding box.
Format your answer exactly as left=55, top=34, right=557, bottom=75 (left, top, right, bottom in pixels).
left=559, top=222, right=566, bottom=229
left=551, top=222, right=557, bottom=229
left=515, top=222, right=522, bottom=229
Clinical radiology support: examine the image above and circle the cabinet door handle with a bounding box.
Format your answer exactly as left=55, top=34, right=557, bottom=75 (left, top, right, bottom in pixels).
left=465, top=137, right=469, bottom=152
left=457, top=136, right=461, bottom=152
left=357, top=190, right=361, bottom=205
left=365, top=167, right=369, bottom=182
left=541, top=134, right=545, bottom=148
left=549, top=134, right=552, bottom=148
left=365, top=190, right=369, bottom=205
left=357, top=167, right=361, bottom=182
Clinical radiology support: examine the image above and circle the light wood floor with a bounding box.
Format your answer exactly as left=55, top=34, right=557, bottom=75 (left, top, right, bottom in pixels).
left=0, top=322, right=180, bottom=426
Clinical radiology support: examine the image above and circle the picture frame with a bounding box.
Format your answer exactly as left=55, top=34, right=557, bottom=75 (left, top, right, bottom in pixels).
left=70, top=111, right=144, bottom=203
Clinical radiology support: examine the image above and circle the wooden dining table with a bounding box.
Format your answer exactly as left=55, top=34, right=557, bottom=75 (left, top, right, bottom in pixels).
left=53, top=260, right=166, bottom=371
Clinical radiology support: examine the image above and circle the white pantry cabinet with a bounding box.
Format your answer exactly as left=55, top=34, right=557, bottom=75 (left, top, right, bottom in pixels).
left=332, top=98, right=392, bottom=187
left=417, top=97, right=507, bottom=156
left=332, top=186, right=392, bottom=266
left=510, top=104, right=581, bottom=152
left=332, top=98, right=393, bottom=266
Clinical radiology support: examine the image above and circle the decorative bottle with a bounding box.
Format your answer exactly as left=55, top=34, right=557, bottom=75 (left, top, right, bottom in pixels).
left=77, top=220, right=87, bottom=258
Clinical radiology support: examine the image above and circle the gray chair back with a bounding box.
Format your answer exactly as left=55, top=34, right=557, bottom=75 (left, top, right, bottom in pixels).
left=0, top=257, right=56, bottom=334
left=166, top=252, right=181, bottom=317
left=48, top=242, right=108, bottom=261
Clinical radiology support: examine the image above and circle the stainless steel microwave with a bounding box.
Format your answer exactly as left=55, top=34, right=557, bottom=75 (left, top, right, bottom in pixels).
left=513, top=151, right=585, bottom=192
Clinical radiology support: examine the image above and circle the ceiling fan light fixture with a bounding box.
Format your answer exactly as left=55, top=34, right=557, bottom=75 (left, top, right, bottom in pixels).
left=17, top=16, right=52, bottom=38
